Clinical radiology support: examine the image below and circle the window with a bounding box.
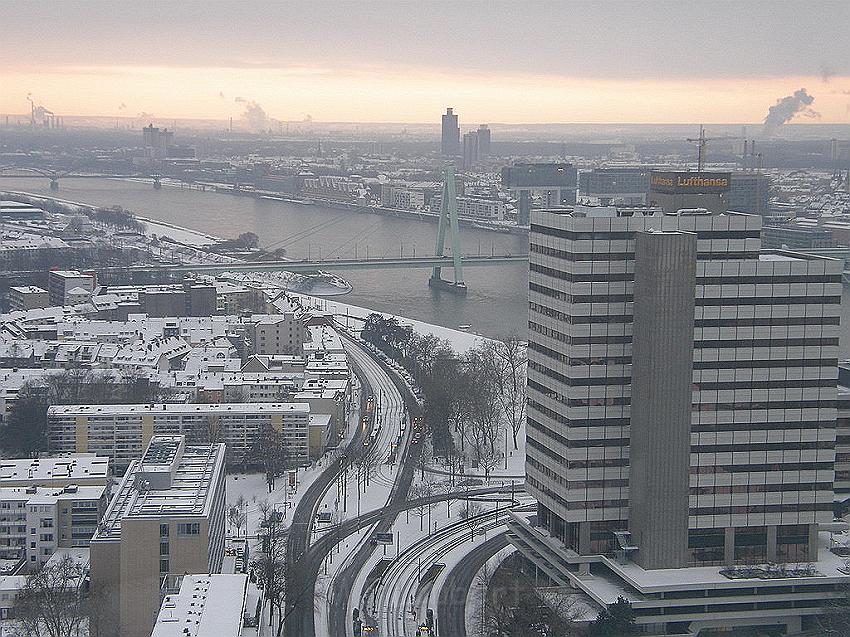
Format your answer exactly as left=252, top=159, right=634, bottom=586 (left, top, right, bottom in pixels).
left=159, top=559, right=169, bottom=573
left=159, top=542, right=169, bottom=556
left=177, top=522, right=201, bottom=536
left=159, top=524, right=169, bottom=537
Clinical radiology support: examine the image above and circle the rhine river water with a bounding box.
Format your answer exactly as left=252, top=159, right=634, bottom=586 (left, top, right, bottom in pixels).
left=3, top=177, right=849, bottom=358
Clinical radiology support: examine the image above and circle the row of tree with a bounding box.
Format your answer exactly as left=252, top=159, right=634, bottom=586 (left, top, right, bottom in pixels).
left=1, top=369, right=167, bottom=457
left=361, top=313, right=526, bottom=480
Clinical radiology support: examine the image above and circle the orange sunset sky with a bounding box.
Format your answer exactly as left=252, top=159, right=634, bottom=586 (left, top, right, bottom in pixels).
left=2, top=0, right=849, bottom=125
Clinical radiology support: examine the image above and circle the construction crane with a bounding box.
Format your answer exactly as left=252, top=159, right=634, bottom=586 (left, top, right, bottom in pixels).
left=686, top=125, right=738, bottom=171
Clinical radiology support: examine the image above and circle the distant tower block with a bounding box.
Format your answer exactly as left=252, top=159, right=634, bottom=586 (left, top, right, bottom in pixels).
left=429, top=166, right=466, bottom=295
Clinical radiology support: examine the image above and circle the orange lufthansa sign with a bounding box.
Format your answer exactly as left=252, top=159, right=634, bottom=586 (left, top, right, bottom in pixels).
left=650, top=171, right=731, bottom=194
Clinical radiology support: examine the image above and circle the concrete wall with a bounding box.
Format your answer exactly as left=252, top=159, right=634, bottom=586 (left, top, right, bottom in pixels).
left=628, top=231, right=696, bottom=569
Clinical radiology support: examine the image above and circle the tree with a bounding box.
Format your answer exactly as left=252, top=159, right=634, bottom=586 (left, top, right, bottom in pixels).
left=14, top=555, right=102, bottom=637
left=474, top=557, right=584, bottom=637
left=251, top=502, right=289, bottom=636
left=361, top=313, right=413, bottom=361
left=489, top=337, right=527, bottom=451
left=458, top=500, right=484, bottom=541
left=589, top=596, right=637, bottom=637
left=2, top=385, right=49, bottom=457
left=247, top=423, right=293, bottom=492
left=409, top=479, right=436, bottom=533
left=228, top=495, right=247, bottom=536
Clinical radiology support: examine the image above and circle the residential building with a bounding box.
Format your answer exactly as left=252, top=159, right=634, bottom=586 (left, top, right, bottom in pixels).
left=0, top=575, right=26, bottom=620
left=8, top=286, right=48, bottom=312
left=249, top=313, right=306, bottom=356
left=48, top=402, right=311, bottom=468
left=430, top=194, right=507, bottom=221
left=151, top=574, right=262, bottom=637
left=0, top=455, right=110, bottom=488
left=441, top=108, right=460, bottom=156
left=90, top=436, right=226, bottom=637
left=0, top=483, right=107, bottom=568
left=510, top=206, right=846, bottom=634
left=47, top=270, right=96, bottom=306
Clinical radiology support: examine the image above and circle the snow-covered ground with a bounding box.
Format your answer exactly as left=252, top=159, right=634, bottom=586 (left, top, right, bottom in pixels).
left=225, top=375, right=361, bottom=538
left=296, top=293, right=488, bottom=354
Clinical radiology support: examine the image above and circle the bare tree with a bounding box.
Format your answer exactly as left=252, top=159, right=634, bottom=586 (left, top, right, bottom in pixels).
left=458, top=500, right=484, bottom=541
left=247, top=424, right=292, bottom=492
left=14, top=555, right=102, bottom=637
left=251, top=501, right=289, bottom=637
left=489, top=337, right=527, bottom=451
left=409, top=479, right=437, bottom=533
left=473, top=557, right=585, bottom=637
left=228, top=495, right=247, bottom=536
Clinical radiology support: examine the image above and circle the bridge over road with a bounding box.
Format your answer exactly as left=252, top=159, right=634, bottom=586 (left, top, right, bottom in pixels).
left=87, top=254, right=528, bottom=277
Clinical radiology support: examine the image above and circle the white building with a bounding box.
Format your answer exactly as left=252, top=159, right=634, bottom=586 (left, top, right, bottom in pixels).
left=0, top=484, right=107, bottom=569
left=151, top=573, right=262, bottom=637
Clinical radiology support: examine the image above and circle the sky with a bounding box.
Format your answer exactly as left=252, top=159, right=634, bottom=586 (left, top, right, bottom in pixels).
left=2, top=0, right=850, bottom=125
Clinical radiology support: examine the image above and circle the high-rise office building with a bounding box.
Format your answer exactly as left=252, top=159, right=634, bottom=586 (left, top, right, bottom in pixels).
left=501, top=163, right=577, bottom=225
left=578, top=167, right=651, bottom=205
left=510, top=206, right=846, bottom=634
left=728, top=172, right=772, bottom=216
left=90, top=435, right=226, bottom=637
left=462, top=131, right=479, bottom=169
left=477, top=124, right=491, bottom=156
left=440, top=108, right=460, bottom=156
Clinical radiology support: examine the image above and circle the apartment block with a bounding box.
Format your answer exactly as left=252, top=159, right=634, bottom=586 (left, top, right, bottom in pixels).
left=7, top=286, right=48, bottom=312
left=0, top=484, right=107, bottom=569
left=90, top=436, right=226, bottom=637
left=48, top=402, right=311, bottom=469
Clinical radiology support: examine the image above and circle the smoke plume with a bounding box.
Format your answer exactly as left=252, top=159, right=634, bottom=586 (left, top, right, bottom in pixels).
left=235, top=97, right=276, bottom=132
left=763, top=88, right=819, bottom=136
left=820, top=63, right=836, bottom=83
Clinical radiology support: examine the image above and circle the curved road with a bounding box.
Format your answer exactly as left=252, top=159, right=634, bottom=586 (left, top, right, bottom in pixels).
left=283, top=343, right=376, bottom=636
left=437, top=532, right=511, bottom=637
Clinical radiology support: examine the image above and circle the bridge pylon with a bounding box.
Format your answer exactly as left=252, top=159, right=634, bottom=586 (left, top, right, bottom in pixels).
left=49, top=177, right=59, bottom=191
left=429, top=166, right=467, bottom=295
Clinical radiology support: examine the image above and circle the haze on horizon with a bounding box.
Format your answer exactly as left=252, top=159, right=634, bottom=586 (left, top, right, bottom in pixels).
left=2, top=0, right=850, bottom=126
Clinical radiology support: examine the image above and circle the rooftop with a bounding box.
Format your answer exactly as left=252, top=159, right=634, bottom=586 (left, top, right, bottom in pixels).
left=151, top=574, right=251, bottom=637
left=0, top=455, right=110, bottom=485
left=49, top=402, right=311, bottom=416
left=92, top=436, right=226, bottom=541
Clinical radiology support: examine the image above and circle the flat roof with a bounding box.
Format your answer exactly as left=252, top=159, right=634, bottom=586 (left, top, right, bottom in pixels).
left=151, top=574, right=248, bottom=637
left=0, top=456, right=110, bottom=484
left=49, top=402, right=311, bottom=416
left=93, top=440, right=226, bottom=541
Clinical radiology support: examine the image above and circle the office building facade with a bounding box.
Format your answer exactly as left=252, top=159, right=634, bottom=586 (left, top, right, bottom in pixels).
left=511, top=206, right=845, bottom=634
left=440, top=108, right=460, bottom=156
left=501, top=163, right=577, bottom=225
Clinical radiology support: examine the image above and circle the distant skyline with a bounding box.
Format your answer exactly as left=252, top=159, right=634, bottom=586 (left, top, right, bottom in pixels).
left=2, top=0, right=850, bottom=125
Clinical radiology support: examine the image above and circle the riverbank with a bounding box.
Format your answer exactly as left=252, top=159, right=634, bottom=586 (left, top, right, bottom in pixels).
left=136, top=176, right=527, bottom=236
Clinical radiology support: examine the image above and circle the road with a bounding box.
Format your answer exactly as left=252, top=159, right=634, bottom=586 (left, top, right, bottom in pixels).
left=327, top=337, right=423, bottom=637
left=283, top=342, right=376, bottom=636
left=437, top=532, right=511, bottom=637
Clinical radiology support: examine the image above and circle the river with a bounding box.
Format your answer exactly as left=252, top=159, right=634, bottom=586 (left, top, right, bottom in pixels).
left=3, top=177, right=849, bottom=358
